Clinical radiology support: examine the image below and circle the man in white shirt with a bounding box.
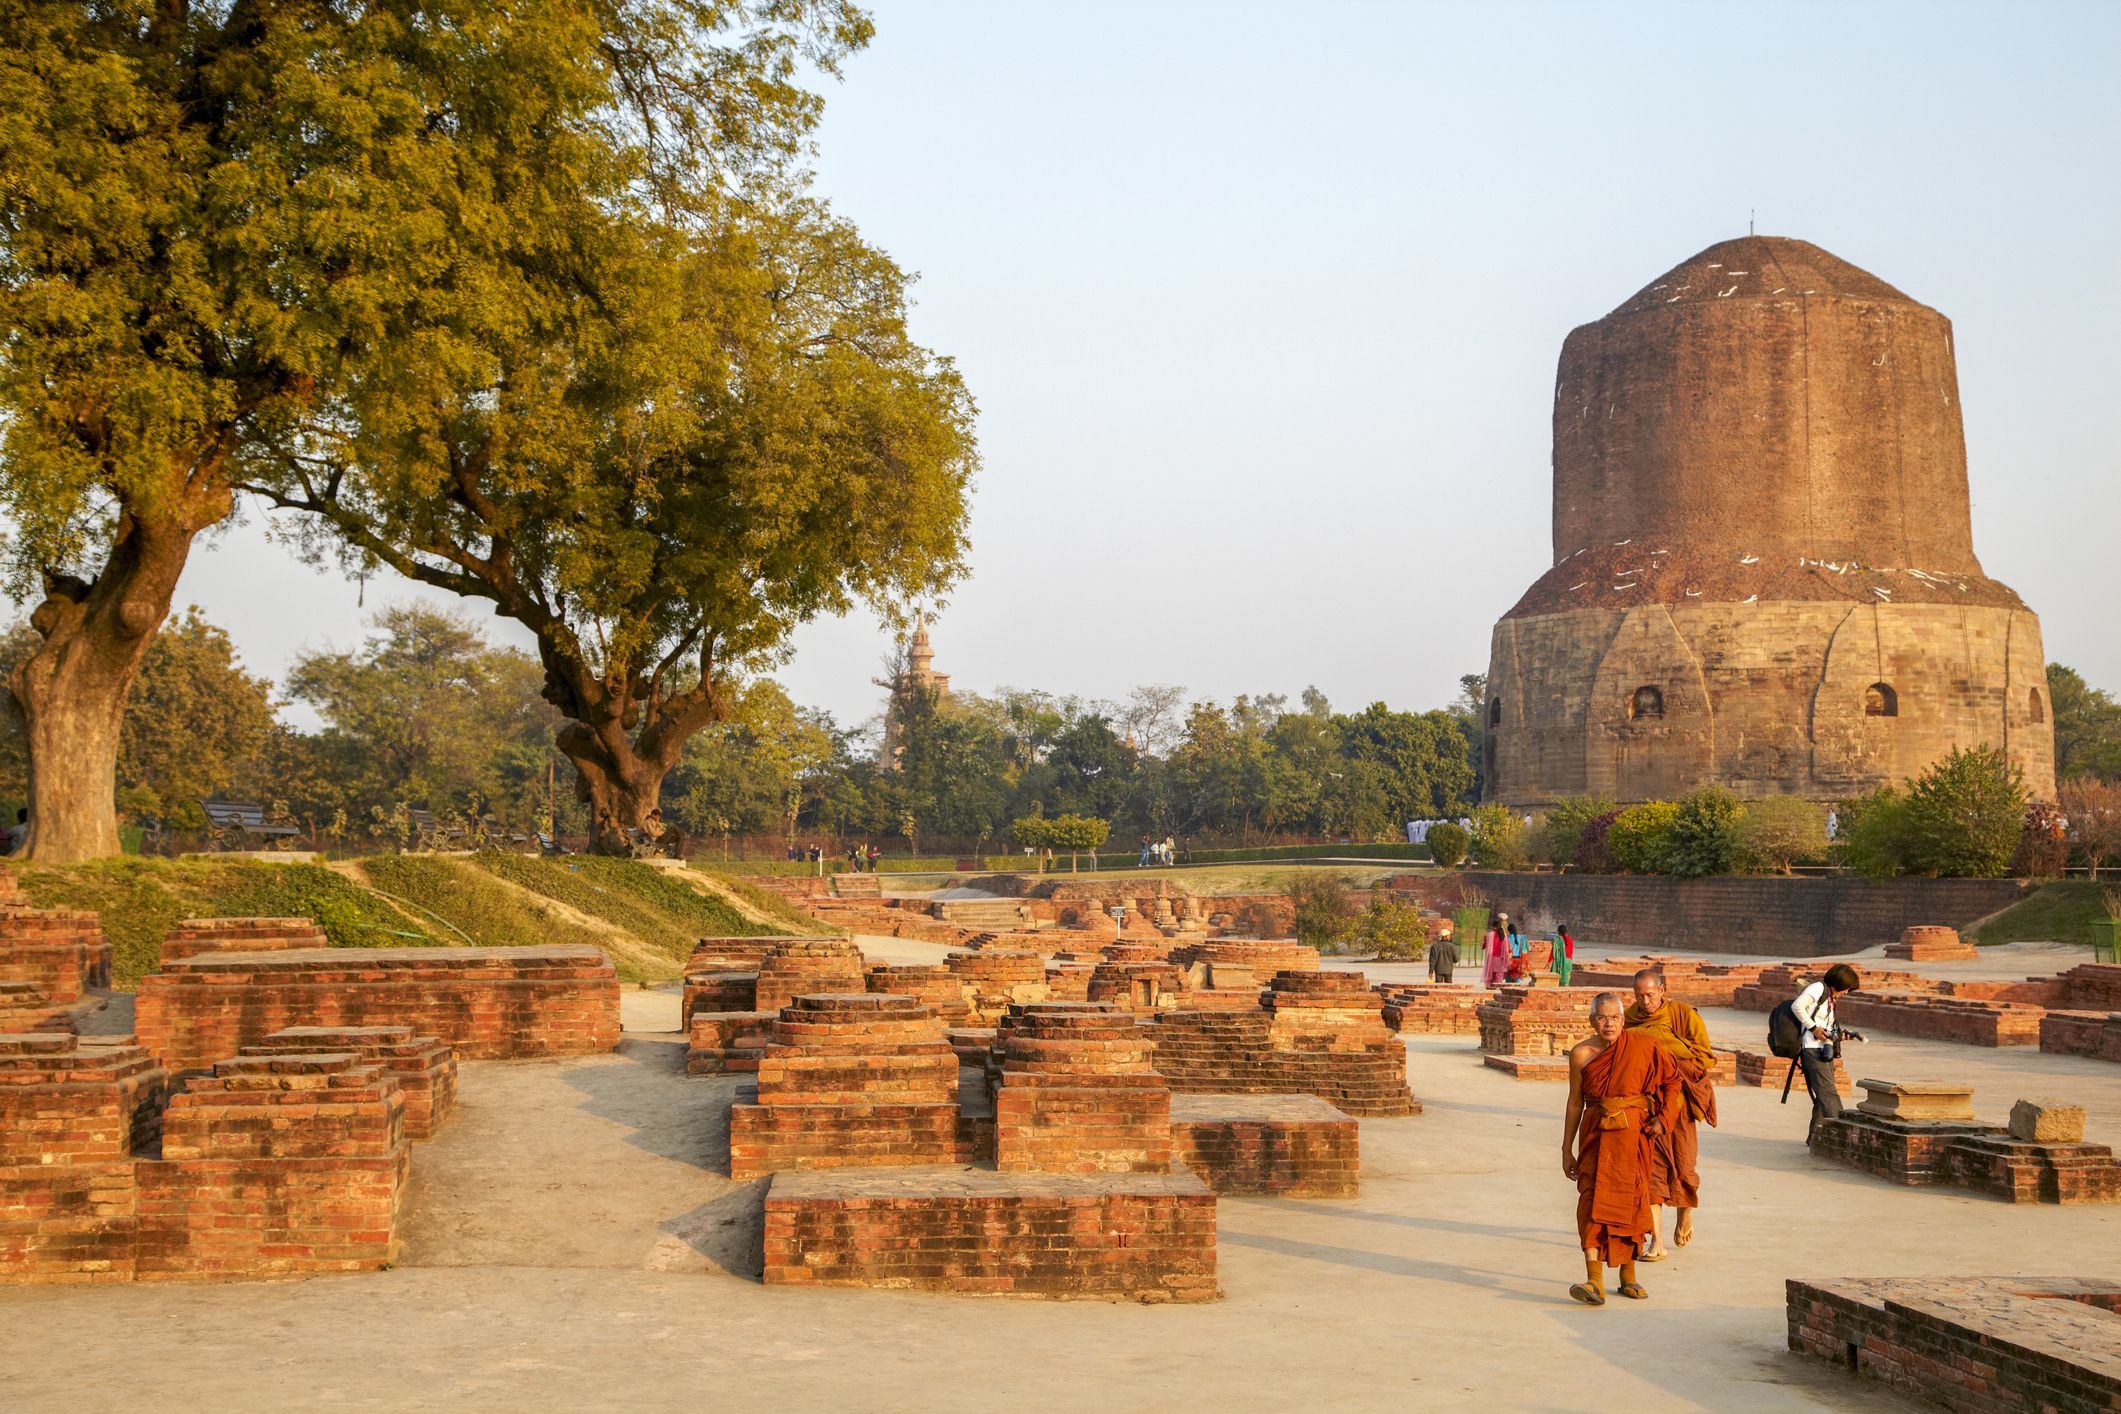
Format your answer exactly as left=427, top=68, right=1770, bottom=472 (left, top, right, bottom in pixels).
left=1791, top=963, right=1862, bottom=1139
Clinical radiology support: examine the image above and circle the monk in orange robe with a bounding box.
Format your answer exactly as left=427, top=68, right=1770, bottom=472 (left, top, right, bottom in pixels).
left=1626, top=967, right=1717, bottom=1255
left=1563, top=992, right=1681, bottom=1305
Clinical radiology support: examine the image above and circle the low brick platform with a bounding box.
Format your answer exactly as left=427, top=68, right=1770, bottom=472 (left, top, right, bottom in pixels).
left=239, top=1026, right=457, bottom=1140
left=995, top=1002, right=1171, bottom=1175
left=727, top=994, right=968, bottom=1180
left=1731, top=966, right=1937, bottom=1011
left=133, top=944, right=620, bottom=1073
left=1789, top=1276, right=2121, bottom=1410
left=761, top=1166, right=1217, bottom=1302
left=1151, top=1009, right=1417, bottom=1117
left=686, top=1010, right=773, bottom=1075
left=1476, top=987, right=1607, bottom=1056
left=141, top=1052, right=410, bottom=1277
left=1087, top=960, right=1186, bottom=1012
left=158, top=917, right=328, bottom=963
left=2041, top=1010, right=2121, bottom=1064
left=865, top=964, right=972, bottom=1023
left=752, top=941, right=867, bottom=1015
left=1482, top=1053, right=1569, bottom=1081
left=1884, top=924, right=1980, bottom=962
left=687, top=936, right=825, bottom=972
left=1567, top=956, right=1768, bottom=1007
left=1043, top=962, right=1096, bottom=1002
left=947, top=950, right=1051, bottom=1023
left=1, top=1038, right=411, bottom=1283
left=1376, top=983, right=1491, bottom=1035
left=0, top=907, right=113, bottom=1007
left=1810, top=1111, right=2121, bottom=1204
left=1732, top=1049, right=1850, bottom=1091
left=681, top=971, right=758, bottom=1030
left=1836, top=992, right=2045, bottom=1047
left=1169, top=1094, right=1358, bottom=1197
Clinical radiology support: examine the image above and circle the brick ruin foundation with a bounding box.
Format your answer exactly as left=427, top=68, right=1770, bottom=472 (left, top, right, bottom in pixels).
left=1725, top=962, right=2121, bottom=1062
left=1884, top=925, right=1980, bottom=962
left=993, top=1002, right=1173, bottom=1174
left=239, top=1026, right=459, bottom=1140
left=755, top=998, right=1222, bottom=1302
left=1809, top=1081, right=2120, bottom=1204
left=1789, top=1276, right=2121, bottom=1410
left=157, top=916, right=329, bottom=963
left=729, top=994, right=973, bottom=1180
left=1568, top=956, right=1768, bottom=1007
left=1169, top=1095, right=1358, bottom=1198
left=134, top=944, right=620, bottom=1073
left=0, top=1032, right=419, bottom=1282
left=0, top=906, right=114, bottom=1030
left=1151, top=972, right=1418, bottom=1117
left=1376, top=983, right=1492, bottom=1035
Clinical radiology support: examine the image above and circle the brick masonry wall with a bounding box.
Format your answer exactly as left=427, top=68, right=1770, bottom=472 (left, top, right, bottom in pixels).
left=1169, top=1095, right=1359, bottom=1197
left=761, top=1168, right=1217, bottom=1302
left=1438, top=873, right=2031, bottom=958
left=133, top=944, right=620, bottom=1073
left=1788, top=1276, right=2121, bottom=1410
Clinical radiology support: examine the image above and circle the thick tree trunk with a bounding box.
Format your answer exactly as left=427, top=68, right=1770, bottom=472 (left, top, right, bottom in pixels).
left=7, top=512, right=199, bottom=864
left=556, top=720, right=680, bottom=857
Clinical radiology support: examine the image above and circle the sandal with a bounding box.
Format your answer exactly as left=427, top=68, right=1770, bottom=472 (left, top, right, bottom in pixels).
left=1675, top=1218, right=1694, bottom=1248
left=1638, top=1247, right=1669, bottom=1263
left=1617, top=1282, right=1649, bottom=1300
left=1569, top=1283, right=1606, bottom=1306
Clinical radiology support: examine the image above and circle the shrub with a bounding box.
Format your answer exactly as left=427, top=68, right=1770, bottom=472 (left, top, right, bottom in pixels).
left=2010, top=800, right=2068, bottom=879
left=1607, top=801, right=1680, bottom=874
left=1349, top=891, right=1429, bottom=960
left=1663, top=786, right=1747, bottom=878
left=1426, top=822, right=1469, bottom=868
left=1836, top=787, right=1912, bottom=878
left=1467, top=805, right=1528, bottom=871
left=1739, top=796, right=1827, bottom=875
left=1537, top=794, right=1615, bottom=869
left=1574, top=809, right=1622, bottom=873
left=1283, top=872, right=1353, bottom=951
left=1902, top=744, right=2027, bottom=878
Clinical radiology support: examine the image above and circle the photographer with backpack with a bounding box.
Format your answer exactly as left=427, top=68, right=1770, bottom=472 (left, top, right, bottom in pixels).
left=1769, top=964, right=1865, bottom=1140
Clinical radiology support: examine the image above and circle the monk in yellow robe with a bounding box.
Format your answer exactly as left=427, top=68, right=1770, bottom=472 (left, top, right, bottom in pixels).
left=1626, top=968, right=1716, bottom=1255
left=1563, top=992, right=1681, bottom=1305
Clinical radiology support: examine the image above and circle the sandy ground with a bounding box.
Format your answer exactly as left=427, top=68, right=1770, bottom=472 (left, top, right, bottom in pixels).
left=5, top=939, right=2117, bottom=1412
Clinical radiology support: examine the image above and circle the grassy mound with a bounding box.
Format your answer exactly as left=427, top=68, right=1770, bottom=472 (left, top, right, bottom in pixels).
left=17, top=857, right=422, bottom=989
left=1967, top=880, right=2118, bottom=949
left=471, top=853, right=769, bottom=952
left=686, top=864, right=840, bottom=934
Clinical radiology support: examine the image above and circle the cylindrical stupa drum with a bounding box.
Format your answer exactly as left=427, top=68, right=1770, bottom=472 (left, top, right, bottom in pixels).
left=1486, top=235, right=2055, bottom=805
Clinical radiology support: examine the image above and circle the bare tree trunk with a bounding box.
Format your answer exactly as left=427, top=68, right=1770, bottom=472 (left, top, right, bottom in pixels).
left=6, top=512, right=199, bottom=864
left=555, top=719, right=678, bottom=856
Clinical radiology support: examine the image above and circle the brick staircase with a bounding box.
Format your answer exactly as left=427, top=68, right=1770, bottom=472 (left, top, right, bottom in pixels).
left=931, top=898, right=1031, bottom=929
left=831, top=873, right=883, bottom=898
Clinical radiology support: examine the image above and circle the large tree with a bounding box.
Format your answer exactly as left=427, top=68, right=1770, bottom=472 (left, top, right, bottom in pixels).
left=0, top=0, right=866, bottom=860
left=2048, top=664, right=2121, bottom=782
left=254, top=190, right=976, bottom=853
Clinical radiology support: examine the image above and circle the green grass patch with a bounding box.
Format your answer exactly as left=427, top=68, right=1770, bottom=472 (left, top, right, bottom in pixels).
left=473, top=853, right=768, bottom=954
left=1968, top=880, right=2119, bottom=949
left=18, top=857, right=420, bottom=989
left=354, top=855, right=643, bottom=978
left=685, top=864, right=838, bottom=934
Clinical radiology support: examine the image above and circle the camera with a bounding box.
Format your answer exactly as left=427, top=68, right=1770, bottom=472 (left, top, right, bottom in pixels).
left=1827, top=1023, right=1865, bottom=1060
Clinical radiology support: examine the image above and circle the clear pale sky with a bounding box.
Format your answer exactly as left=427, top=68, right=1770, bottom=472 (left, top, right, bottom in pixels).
left=119, top=0, right=2121, bottom=730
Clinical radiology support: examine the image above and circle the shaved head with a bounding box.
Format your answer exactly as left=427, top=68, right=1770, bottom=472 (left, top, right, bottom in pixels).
left=1633, top=968, right=1665, bottom=989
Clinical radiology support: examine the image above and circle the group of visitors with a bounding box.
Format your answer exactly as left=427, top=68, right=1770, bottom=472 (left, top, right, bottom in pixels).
left=1137, top=835, right=1177, bottom=867
left=784, top=842, right=882, bottom=871
left=1560, top=962, right=1861, bottom=1306
left=1420, top=915, right=1574, bottom=986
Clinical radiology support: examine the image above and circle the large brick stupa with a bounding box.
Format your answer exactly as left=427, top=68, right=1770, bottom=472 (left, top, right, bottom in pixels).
left=1483, top=235, right=2055, bottom=805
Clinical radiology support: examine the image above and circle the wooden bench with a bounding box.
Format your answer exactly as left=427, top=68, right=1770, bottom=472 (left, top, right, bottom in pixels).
left=200, top=800, right=301, bottom=851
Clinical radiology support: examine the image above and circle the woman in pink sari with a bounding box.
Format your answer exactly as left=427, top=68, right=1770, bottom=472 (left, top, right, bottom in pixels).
left=1482, top=914, right=1511, bottom=986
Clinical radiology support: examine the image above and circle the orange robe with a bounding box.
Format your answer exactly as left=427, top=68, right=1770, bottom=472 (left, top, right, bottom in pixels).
left=1625, top=997, right=1716, bottom=1210
left=1575, top=1030, right=1681, bottom=1265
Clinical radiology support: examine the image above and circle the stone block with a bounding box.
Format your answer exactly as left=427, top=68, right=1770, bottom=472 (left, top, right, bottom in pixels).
left=1855, top=1078, right=1975, bottom=1122
left=2009, top=1098, right=2085, bottom=1145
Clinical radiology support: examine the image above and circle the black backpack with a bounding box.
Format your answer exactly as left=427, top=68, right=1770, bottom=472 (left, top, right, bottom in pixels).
left=1767, top=998, right=1806, bottom=1059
